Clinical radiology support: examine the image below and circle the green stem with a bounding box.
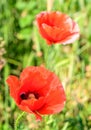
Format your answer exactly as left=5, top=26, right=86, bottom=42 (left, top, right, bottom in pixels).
left=14, top=112, right=25, bottom=130
left=47, top=0, right=54, bottom=12
left=44, top=44, right=54, bottom=70
left=44, top=44, right=50, bottom=68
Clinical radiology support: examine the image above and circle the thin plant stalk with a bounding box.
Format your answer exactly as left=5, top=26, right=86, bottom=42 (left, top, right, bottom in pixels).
left=14, top=112, right=25, bottom=130
left=47, top=0, right=54, bottom=12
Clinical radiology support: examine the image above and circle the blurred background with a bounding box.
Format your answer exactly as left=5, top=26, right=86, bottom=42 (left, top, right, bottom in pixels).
left=0, top=0, right=91, bottom=130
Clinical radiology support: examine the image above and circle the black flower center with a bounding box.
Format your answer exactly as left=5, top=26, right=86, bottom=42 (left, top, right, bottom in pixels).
left=20, top=92, right=27, bottom=100
left=20, top=92, right=39, bottom=100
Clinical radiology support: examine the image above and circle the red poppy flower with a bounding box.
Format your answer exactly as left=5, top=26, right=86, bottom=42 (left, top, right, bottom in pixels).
left=36, top=11, right=79, bottom=45
left=6, top=66, right=66, bottom=120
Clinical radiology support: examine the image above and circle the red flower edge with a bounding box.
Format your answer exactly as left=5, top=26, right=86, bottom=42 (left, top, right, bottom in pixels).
left=36, top=11, right=80, bottom=45
left=6, top=66, right=66, bottom=120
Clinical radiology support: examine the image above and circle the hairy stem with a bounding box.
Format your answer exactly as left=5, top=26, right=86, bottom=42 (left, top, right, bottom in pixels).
left=47, top=0, right=54, bottom=12
left=14, top=112, right=25, bottom=130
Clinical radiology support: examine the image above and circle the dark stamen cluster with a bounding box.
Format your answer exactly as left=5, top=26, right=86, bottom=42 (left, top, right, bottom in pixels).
left=20, top=92, right=40, bottom=100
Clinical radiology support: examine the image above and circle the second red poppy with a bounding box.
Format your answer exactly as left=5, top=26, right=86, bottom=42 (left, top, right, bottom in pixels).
left=36, top=11, right=79, bottom=45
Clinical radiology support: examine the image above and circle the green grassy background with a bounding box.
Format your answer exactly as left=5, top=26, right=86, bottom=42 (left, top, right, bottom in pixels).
left=0, top=0, right=91, bottom=130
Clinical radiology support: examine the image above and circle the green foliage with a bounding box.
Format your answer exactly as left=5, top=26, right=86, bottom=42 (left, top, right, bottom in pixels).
left=0, top=0, right=91, bottom=130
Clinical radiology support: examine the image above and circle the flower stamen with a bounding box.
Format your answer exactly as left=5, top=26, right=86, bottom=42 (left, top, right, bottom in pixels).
left=20, top=92, right=39, bottom=100
left=20, top=92, right=27, bottom=100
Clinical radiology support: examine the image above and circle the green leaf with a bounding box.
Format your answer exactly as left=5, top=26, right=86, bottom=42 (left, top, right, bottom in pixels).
left=19, top=15, right=33, bottom=28
left=17, top=28, right=32, bottom=40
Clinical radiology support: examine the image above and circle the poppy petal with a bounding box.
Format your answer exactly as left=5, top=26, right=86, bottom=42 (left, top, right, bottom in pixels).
left=19, top=66, right=53, bottom=96
left=60, top=32, right=79, bottom=44
left=38, top=87, right=65, bottom=114
left=17, top=104, right=42, bottom=120
left=38, top=77, right=66, bottom=114
left=20, top=97, right=45, bottom=111
left=42, top=23, right=72, bottom=43
left=6, top=76, right=19, bottom=100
